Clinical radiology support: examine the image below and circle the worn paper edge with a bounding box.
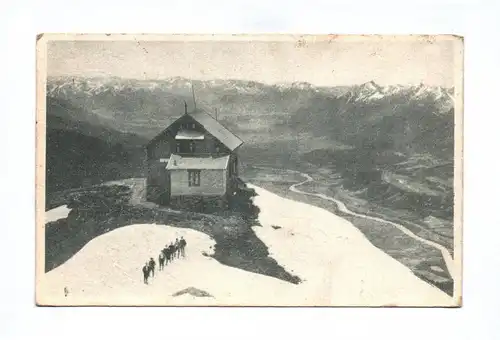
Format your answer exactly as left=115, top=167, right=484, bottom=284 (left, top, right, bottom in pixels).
left=34, top=33, right=464, bottom=307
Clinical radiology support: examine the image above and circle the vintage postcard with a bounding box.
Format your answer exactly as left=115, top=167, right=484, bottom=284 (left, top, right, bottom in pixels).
left=35, top=34, right=463, bottom=307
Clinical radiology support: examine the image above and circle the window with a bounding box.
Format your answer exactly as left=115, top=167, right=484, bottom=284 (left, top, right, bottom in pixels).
left=188, top=170, right=201, bottom=187
left=189, top=141, right=196, bottom=153
left=176, top=142, right=181, bottom=153
left=191, top=123, right=195, bottom=129
left=215, top=142, right=223, bottom=153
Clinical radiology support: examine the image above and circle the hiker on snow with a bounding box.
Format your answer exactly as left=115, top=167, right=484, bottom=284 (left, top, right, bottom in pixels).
left=142, top=262, right=150, bottom=284
left=163, top=245, right=170, bottom=264
left=158, top=251, right=165, bottom=271
left=148, top=257, right=156, bottom=277
left=167, top=242, right=176, bottom=262
left=179, top=236, right=187, bottom=258
left=174, top=238, right=181, bottom=259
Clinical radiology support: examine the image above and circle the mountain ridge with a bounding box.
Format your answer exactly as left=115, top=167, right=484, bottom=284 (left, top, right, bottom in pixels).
left=47, top=76, right=454, bottom=106
left=45, top=76, right=455, bottom=161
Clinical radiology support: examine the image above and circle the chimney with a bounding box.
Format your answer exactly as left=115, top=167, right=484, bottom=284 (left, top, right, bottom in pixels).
left=184, top=101, right=188, bottom=114
left=215, top=108, right=218, bottom=121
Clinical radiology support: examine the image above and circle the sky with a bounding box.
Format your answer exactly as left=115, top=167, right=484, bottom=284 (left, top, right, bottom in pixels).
left=47, top=35, right=460, bottom=87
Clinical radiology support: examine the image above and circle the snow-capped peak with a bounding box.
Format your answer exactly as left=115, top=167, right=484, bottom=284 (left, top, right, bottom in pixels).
left=360, top=80, right=383, bottom=93
left=341, top=80, right=455, bottom=113
left=348, top=80, right=385, bottom=102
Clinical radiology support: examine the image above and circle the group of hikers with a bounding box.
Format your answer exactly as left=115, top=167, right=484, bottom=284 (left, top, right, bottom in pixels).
left=142, top=236, right=187, bottom=284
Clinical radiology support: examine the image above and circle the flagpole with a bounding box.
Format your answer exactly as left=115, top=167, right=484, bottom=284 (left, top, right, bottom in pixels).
left=191, top=82, right=197, bottom=110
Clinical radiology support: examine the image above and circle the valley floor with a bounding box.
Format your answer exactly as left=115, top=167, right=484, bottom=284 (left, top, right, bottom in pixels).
left=38, top=184, right=455, bottom=306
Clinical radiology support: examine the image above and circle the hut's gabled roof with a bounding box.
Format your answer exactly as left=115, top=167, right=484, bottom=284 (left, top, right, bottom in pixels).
left=187, top=110, right=243, bottom=151
left=147, top=108, right=243, bottom=151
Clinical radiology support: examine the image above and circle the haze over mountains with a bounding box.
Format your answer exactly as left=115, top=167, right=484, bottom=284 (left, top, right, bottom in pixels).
left=45, top=76, right=455, bottom=246
left=47, top=76, right=454, bottom=154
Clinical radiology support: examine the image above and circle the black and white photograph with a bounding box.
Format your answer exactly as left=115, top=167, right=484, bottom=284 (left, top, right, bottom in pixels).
left=35, top=34, right=463, bottom=306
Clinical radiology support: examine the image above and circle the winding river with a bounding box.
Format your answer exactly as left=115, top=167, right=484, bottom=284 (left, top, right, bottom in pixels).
left=253, top=166, right=456, bottom=282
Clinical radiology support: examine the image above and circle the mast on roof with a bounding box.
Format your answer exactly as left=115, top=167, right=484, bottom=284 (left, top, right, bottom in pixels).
left=191, top=82, right=197, bottom=110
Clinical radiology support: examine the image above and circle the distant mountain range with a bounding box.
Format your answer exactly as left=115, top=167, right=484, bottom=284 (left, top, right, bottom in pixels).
left=47, top=76, right=454, bottom=113
left=46, top=76, right=454, bottom=146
